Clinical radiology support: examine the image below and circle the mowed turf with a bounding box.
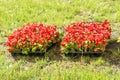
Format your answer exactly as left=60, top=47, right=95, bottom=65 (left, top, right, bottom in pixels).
left=0, top=0, right=120, bottom=80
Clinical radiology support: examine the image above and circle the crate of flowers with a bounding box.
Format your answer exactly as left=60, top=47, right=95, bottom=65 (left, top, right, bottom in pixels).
left=60, top=20, right=112, bottom=55
left=6, top=23, right=60, bottom=55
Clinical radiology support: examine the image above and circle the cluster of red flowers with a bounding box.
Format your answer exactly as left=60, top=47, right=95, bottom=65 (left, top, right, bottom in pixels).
left=61, top=20, right=111, bottom=53
left=6, top=23, right=59, bottom=54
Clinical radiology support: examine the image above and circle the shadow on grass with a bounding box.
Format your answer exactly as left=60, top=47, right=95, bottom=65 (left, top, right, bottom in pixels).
left=10, top=41, right=120, bottom=67
left=10, top=43, right=62, bottom=62
left=103, top=40, right=120, bottom=65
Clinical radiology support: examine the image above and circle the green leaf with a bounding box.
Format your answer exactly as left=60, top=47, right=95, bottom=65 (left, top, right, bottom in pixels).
left=32, top=47, right=37, bottom=52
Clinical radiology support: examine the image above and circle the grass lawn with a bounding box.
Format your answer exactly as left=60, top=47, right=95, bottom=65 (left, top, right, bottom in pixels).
left=0, top=0, right=120, bottom=80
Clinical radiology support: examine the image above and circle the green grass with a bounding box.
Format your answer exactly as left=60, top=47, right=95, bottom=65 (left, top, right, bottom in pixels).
left=0, top=50, right=120, bottom=80
left=0, top=0, right=120, bottom=28
left=0, top=0, right=120, bottom=80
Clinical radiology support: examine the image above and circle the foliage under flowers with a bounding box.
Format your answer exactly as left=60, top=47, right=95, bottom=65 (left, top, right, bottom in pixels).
left=61, top=20, right=112, bottom=54
left=6, top=23, right=60, bottom=54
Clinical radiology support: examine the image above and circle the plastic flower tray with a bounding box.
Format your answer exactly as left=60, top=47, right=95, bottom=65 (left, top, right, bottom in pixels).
left=11, top=51, right=45, bottom=55
left=62, top=51, right=102, bottom=56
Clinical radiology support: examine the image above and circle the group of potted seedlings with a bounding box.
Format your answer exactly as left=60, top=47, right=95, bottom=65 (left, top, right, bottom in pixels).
left=6, top=20, right=112, bottom=55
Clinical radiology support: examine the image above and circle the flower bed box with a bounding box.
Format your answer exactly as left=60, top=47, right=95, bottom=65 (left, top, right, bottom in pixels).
left=60, top=20, right=112, bottom=55
left=6, top=23, right=60, bottom=55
